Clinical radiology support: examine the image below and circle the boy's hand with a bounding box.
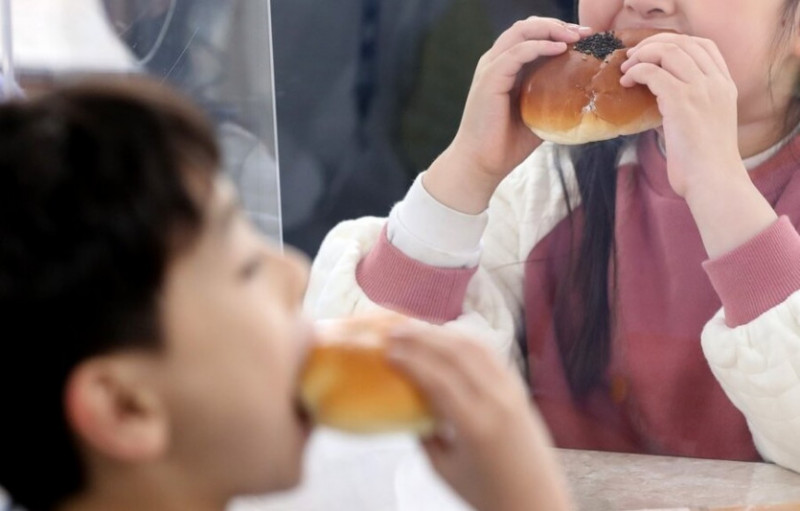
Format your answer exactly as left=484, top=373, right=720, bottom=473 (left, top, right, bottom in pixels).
left=387, top=323, right=572, bottom=511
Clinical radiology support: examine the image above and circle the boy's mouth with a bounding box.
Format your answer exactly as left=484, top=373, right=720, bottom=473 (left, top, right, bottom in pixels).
left=294, top=398, right=313, bottom=434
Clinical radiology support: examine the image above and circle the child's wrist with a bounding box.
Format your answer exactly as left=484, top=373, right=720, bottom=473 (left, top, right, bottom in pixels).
left=423, top=147, right=503, bottom=214
left=684, top=173, right=778, bottom=258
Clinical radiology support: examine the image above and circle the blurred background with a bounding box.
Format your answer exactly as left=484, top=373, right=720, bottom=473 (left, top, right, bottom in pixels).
left=2, top=0, right=281, bottom=241
left=103, top=0, right=281, bottom=239
left=0, top=0, right=574, bottom=256
left=272, top=0, right=575, bottom=255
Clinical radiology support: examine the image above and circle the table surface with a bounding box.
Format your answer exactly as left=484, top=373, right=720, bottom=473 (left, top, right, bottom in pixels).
left=231, top=430, right=800, bottom=511
left=560, top=448, right=800, bottom=510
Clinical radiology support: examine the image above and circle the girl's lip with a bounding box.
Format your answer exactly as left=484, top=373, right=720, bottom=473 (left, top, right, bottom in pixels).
left=616, top=25, right=680, bottom=33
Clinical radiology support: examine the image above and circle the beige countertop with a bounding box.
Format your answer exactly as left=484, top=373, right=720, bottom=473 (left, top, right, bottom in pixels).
left=237, top=431, right=800, bottom=511
left=561, top=448, right=800, bottom=511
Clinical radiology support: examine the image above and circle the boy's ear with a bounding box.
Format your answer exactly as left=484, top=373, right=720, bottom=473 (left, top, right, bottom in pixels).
left=64, top=354, right=168, bottom=463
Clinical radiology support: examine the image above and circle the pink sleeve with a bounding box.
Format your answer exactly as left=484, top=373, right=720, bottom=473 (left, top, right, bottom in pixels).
left=703, top=216, right=800, bottom=327
left=356, top=227, right=478, bottom=324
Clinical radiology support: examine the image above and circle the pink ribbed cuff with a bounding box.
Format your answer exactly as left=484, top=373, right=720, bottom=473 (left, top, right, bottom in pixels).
left=703, top=216, right=800, bottom=327
left=356, top=227, right=477, bottom=324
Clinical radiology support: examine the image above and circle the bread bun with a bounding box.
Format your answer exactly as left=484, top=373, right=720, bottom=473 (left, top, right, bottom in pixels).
left=520, top=29, right=665, bottom=145
left=298, top=314, right=434, bottom=435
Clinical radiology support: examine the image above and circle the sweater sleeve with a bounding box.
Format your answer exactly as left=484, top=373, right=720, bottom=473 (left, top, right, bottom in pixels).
left=304, top=142, right=578, bottom=362
left=703, top=216, right=800, bottom=327
left=386, top=174, right=488, bottom=268
left=701, top=218, right=800, bottom=472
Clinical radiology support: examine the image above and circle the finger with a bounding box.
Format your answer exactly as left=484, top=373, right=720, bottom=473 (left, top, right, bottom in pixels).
left=620, top=61, right=685, bottom=98
left=389, top=325, right=525, bottom=432
left=387, top=331, right=481, bottom=426
left=627, top=34, right=730, bottom=78
left=485, top=17, right=590, bottom=61
left=624, top=40, right=724, bottom=81
left=472, top=39, right=571, bottom=99
left=390, top=324, right=505, bottom=396
left=693, top=37, right=733, bottom=80
left=622, top=43, right=705, bottom=84
left=626, top=31, right=684, bottom=52
left=673, top=39, right=726, bottom=77
left=490, top=39, right=573, bottom=79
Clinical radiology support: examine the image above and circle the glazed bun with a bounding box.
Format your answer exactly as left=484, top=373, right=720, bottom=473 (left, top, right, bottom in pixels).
left=520, top=29, right=665, bottom=145
left=298, top=314, right=434, bottom=435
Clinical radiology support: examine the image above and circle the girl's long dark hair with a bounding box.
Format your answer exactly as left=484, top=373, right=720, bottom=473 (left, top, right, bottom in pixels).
left=553, top=137, right=626, bottom=398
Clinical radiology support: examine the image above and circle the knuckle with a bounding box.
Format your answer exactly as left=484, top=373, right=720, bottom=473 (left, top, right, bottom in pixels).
left=695, top=36, right=715, bottom=48
left=451, top=346, right=474, bottom=370
left=679, top=85, right=696, bottom=102
left=663, top=43, right=683, bottom=58
left=467, top=412, right=497, bottom=441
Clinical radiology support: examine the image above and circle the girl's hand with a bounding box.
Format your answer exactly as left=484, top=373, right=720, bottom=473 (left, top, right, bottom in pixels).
left=620, top=32, right=742, bottom=198
left=621, top=33, right=778, bottom=258
left=424, top=17, right=591, bottom=214
left=387, top=322, right=572, bottom=511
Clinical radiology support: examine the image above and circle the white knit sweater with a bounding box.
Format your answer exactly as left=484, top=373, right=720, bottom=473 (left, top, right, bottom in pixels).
left=305, top=140, right=800, bottom=473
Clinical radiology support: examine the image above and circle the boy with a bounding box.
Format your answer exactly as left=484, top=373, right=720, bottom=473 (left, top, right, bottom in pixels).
left=0, top=78, right=570, bottom=511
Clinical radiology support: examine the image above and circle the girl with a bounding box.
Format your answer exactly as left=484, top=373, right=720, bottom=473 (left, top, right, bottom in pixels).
left=306, top=0, right=800, bottom=471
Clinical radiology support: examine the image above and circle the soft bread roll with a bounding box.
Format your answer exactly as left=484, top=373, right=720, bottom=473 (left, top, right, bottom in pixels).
left=298, top=314, right=434, bottom=435
left=520, top=29, right=665, bottom=144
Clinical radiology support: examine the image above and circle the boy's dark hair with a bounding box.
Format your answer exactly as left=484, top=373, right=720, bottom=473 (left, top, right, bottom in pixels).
left=0, top=77, right=220, bottom=510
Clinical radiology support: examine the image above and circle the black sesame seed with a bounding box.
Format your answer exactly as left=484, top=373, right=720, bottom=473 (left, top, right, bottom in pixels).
left=573, top=31, right=624, bottom=60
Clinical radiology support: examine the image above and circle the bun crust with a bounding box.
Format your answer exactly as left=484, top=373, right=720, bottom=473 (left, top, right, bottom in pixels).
left=520, top=29, right=665, bottom=144
left=298, top=315, right=434, bottom=435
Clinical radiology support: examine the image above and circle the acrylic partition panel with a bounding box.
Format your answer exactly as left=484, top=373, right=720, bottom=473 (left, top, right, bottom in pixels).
left=3, top=0, right=282, bottom=242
